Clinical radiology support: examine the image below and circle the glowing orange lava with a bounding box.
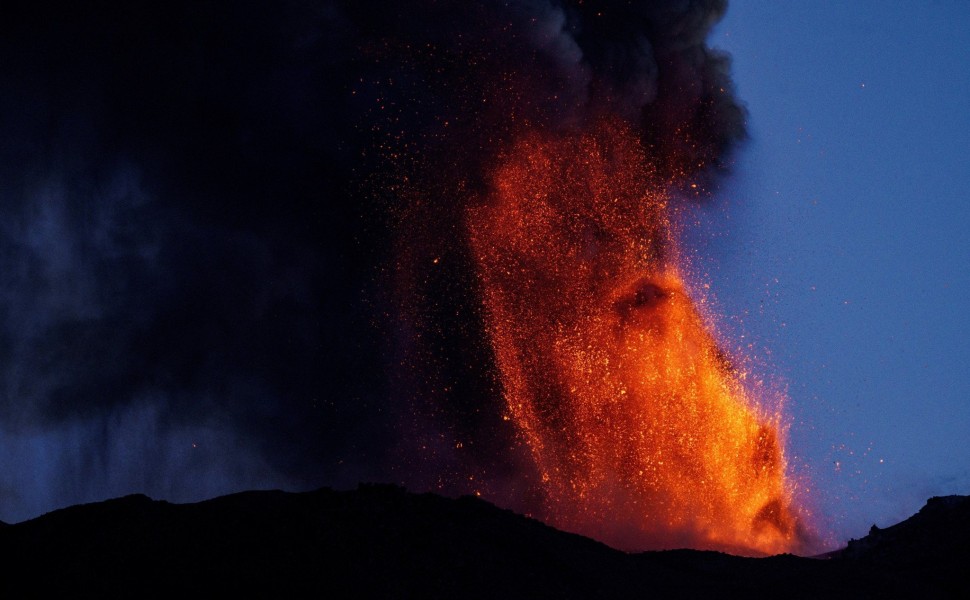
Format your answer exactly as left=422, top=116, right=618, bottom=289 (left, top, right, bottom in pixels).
left=467, top=120, right=807, bottom=555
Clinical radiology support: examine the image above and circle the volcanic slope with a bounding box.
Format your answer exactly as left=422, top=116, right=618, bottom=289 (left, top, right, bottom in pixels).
left=0, top=485, right=967, bottom=598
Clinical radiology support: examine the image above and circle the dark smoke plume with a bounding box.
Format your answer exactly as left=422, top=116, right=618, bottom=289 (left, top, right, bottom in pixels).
left=0, top=0, right=744, bottom=521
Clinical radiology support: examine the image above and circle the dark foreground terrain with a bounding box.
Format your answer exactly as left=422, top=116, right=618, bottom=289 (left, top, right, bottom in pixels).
left=0, top=485, right=966, bottom=598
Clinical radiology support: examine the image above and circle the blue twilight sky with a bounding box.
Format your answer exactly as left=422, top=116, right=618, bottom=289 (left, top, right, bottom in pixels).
left=687, top=1, right=970, bottom=542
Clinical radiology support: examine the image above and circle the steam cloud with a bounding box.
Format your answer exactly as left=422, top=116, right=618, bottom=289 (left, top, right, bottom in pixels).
left=0, top=1, right=745, bottom=521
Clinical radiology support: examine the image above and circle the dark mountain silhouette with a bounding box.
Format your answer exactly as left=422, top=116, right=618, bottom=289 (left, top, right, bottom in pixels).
left=0, top=486, right=966, bottom=598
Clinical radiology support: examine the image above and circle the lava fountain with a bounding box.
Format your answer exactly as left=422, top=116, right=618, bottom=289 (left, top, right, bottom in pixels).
left=467, top=120, right=807, bottom=555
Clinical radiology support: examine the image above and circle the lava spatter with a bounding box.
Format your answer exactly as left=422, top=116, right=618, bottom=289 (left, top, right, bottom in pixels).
left=467, top=119, right=806, bottom=555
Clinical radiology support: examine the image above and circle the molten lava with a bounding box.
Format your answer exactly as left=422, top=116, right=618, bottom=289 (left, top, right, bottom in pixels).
left=467, top=120, right=804, bottom=555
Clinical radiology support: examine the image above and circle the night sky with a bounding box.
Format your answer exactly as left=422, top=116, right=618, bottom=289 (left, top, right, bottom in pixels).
left=1, top=0, right=967, bottom=549
left=694, top=1, right=970, bottom=542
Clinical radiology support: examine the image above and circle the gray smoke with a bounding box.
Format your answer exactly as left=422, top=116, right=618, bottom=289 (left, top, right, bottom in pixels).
left=0, top=0, right=745, bottom=521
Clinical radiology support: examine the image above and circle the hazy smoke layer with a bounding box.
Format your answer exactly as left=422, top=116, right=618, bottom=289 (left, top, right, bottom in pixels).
left=0, top=0, right=744, bottom=521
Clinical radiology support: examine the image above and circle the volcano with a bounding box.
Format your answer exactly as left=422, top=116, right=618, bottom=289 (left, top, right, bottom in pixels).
left=0, top=0, right=819, bottom=552
left=0, top=487, right=966, bottom=597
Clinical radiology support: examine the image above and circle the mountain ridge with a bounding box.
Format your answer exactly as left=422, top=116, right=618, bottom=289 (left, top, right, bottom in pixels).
left=0, top=484, right=966, bottom=597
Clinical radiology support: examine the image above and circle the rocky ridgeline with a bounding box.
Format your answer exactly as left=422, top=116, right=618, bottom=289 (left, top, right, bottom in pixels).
left=0, top=485, right=966, bottom=597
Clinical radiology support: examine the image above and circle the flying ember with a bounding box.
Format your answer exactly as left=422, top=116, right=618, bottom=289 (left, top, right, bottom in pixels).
left=467, top=119, right=808, bottom=555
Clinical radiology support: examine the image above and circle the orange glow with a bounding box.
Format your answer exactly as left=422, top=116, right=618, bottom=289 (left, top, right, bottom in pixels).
left=467, top=120, right=808, bottom=555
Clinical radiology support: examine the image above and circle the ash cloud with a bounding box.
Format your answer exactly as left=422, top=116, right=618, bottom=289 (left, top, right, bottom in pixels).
left=0, top=0, right=745, bottom=519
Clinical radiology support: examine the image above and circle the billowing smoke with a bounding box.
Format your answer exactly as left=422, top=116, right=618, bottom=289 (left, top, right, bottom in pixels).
left=0, top=1, right=746, bottom=524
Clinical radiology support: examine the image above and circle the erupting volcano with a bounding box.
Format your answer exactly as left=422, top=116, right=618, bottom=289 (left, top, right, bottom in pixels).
left=466, top=121, right=806, bottom=555
left=0, top=0, right=826, bottom=556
